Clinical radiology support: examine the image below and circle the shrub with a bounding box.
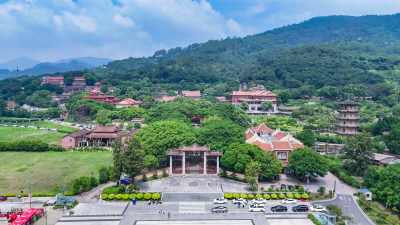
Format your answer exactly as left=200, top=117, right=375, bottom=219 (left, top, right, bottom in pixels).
left=224, top=193, right=233, bottom=199
left=301, top=193, right=309, bottom=199
left=102, top=186, right=118, bottom=195
left=263, top=194, right=270, bottom=200
left=90, top=177, right=98, bottom=187
left=271, top=193, right=278, bottom=199
left=129, top=194, right=136, bottom=200
left=308, top=214, right=322, bottom=225
left=152, top=193, right=161, bottom=200
left=249, top=186, right=258, bottom=191
left=108, top=194, right=115, bottom=200
left=267, top=188, right=273, bottom=192
left=162, top=169, right=169, bottom=177
left=275, top=188, right=280, bottom=192
left=118, top=184, right=126, bottom=194
left=137, top=193, right=144, bottom=200
left=260, top=187, right=264, bottom=192
left=240, top=193, right=247, bottom=199
left=233, top=193, right=240, bottom=199
left=298, top=185, right=305, bottom=193
left=287, top=193, right=294, bottom=198
left=144, top=193, right=152, bottom=200
left=152, top=172, right=158, bottom=179
left=133, top=185, right=140, bottom=191
left=116, top=194, right=123, bottom=200
left=248, top=194, right=254, bottom=199
left=123, top=194, right=129, bottom=200
left=278, top=193, right=285, bottom=199
left=101, top=194, right=108, bottom=200
left=256, top=194, right=262, bottom=198
left=294, top=193, right=301, bottom=199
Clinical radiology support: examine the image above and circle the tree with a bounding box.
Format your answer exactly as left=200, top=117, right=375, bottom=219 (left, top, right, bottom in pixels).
left=275, top=89, right=290, bottom=104
left=258, top=150, right=283, bottom=181
left=84, top=73, right=96, bottom=86
left=143, top=155, right=159, bottom=170
left=392, top=104, right=400, bottom=117
left=245, top=161, right=261, bottom=188
left=288, top=147, right=328, bottom=177
left=122, top=136, right=145, bottom=181
left=384, top=124, right=400, bottom=154
left=196, top=120, right=245, bottom=151
left=294, top=129, right=315, bottom=147
left=261, top=101, right=273, bottom=111
left=141, top=96, right=156, bottom=109
left=240, top=102, right=249, bottom=111
left=135, top=120, right=196, bottom=165
left=340, top=132, right=375, bottom=175
left=100, top=85, right=108, bottom=93
left=210, top=103, right=250, bottom=127
left=316, top=86, right=339, bottom=99
left=168, top=90, right=176, bottom=96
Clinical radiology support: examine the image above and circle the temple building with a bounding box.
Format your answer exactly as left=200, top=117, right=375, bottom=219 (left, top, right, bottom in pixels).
left=336, top=98, right=360, bottom=137
left=62, top=125, right=138, bottom=148
left=83, top=92, right=120, bottom=104
left=41, top=76, right=64, bottom=86
left=246, top=123, right=304, bottom=172
left=182, top=91, right=201, bottom=100
left=72, top=77, right=86, bottom=86
left=166, top=145, right=222, bottom=175
left=231, top=91, right=278, bottom=113
left=115, top=98, right=142, bottom=108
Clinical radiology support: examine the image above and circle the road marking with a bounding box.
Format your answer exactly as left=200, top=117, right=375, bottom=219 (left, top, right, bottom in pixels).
left=348, top=198, right=351, bottom=201
left=339, top=196, right=342, bottom=200
left=179, top=202, right=206, bottom=214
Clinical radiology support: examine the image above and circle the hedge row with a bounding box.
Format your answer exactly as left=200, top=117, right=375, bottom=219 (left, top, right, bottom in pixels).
left=308, top=214, right=322, bottom=225
left=101, top=192, right=161, bottom=201
left=0, top=140, right=63, bottom=152
left=224, top=192, right=309, bottom=200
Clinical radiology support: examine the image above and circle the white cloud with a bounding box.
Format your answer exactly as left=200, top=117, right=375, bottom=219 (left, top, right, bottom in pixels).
left=63, top=12, right=97, bottom=32
left=113, top=14, right=136, bottom=27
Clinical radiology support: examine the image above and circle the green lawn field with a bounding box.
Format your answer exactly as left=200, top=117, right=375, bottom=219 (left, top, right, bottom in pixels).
left=0, top=151, right=113, bottom=194
left=0, top=127, right=66, bottom=145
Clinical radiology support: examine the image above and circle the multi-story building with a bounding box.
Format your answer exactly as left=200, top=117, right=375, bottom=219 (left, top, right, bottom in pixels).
left=83, top=92, right=120, bottom=104
left=336, top=98, right=360, bottom=137
left=115, top=98, right=142, bottom=108
left=182, top=91, right=201, bottom=100
left=231, top=91, right=278, bottom=113
left=42, top=76, right=64, bottom=86
left=72, top=77, right=85, bottom=86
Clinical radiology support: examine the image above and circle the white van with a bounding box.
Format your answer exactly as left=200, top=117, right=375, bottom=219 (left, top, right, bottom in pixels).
left=248, top=204, right=265, bottom=212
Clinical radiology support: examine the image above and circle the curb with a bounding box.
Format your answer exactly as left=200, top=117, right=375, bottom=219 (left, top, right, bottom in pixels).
left=352, top=196, right=375, bottom=225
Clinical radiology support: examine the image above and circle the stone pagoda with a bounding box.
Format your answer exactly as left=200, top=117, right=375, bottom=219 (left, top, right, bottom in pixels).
left=336, top=97, right=360, bottom=137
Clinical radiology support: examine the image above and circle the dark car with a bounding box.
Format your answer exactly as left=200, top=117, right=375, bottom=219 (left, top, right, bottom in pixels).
left=211, top=206, right=228, bottom=213
left=292, top=205, right=309, bottom=212
left=271, top=205, right=287, bottom=212
left=0, top=195, right=7, bottom=201
left=274, top=175, right=280, bottom=180
left=288, top=185, right=295, bottom=191
left=280, top=184, right=287, bottom=190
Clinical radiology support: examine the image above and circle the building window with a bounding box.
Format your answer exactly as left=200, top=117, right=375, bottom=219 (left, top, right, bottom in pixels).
left=70, top=139, right=72, bottom=142
left=343, top=129, right=345, bottom=132
left=277, top=152, right=287, bottom=161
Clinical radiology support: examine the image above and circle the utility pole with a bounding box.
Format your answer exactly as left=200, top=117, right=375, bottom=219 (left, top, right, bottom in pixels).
left=27, top=182, right=32, bottom=208
left=334, top=180, right=336, bottom=193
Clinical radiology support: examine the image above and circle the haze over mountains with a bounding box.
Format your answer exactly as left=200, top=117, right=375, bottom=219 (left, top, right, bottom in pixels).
left=0, top=57, right=113, bottom=79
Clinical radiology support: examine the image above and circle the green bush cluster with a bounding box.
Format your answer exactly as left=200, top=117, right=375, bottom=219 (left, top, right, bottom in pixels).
left=225, top=192, right=309, bottom=200
left=308, top=214, right=322, bottom=225
left=0, top=140, right=62, bottom=152
left=72, top=176, right=98, bottom=195
left=103, top=192, right=161, bottom=201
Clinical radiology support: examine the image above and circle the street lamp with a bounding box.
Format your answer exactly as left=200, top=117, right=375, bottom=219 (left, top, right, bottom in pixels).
left=44, top=200, right=49, bottom=225
left=27, top=182, right=33, bottom=208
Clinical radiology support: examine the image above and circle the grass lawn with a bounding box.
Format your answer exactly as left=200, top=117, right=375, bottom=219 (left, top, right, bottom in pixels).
left=0, top=127, right=66, bottom=145
left=2, top=120, right=79, bottom=133
left=0, top=151, right=113, bottom=194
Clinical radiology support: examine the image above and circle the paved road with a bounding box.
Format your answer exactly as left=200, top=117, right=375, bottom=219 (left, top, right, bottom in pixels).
left=314, top=194, right=373, bottom=225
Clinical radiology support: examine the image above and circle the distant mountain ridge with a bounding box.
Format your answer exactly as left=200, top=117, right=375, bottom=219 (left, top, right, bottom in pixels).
left=0, top=57, right=113, bottom=80
left=0, top=57, right=40, bottom=70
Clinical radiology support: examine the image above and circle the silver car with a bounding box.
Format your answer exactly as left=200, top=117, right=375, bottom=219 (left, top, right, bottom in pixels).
left=211, top=206, right=228, bottom=213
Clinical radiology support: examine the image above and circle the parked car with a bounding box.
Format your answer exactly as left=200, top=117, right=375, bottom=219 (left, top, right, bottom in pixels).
left=280, top=184, right=287, bottom=190
left=310, top=205, right=326, bottom=212
left=274, top=175, right=280, bottom=180
left=251, top=198, right=267, bottom=204
left=213, top=197, right=228, bottom=204
left=248, top=204, right=265, bottom=212
left=271, top=205, right=287, bottom=212
left=211, top=206, right=228, bottom=213
left=70, top=123, right=76, bottom=126
left=312, top=172, right=318, bottom=177
left=292, top=205, right=309, bottom=212
left=78, top=124, right=84, bottom=127
left=270, top=185, right=277, bottom=190
left=232, top=198, right=248, bottom=204
left=288, top=185, right=295, bottom=191
left=0, top=196, right=7, bottom=201
left=281, top=198, right=297, bottom=204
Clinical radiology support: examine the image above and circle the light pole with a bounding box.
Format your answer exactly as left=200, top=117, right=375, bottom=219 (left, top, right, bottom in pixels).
left=27, top=182, right=32, bottom=208
left=44, top=200, right=49, bottom=225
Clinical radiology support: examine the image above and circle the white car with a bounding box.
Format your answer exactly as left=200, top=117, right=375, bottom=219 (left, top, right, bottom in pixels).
left=310, top=205, right=327, bottom=212
left=248, top=204, right=265, bottom=212
left=232, top=198, right=248, bottom=204
left=213, top=197, right=228, bottom=204
left=281, top=198, right=297, bottom=204
left=251, top=198, right=267, bottom=204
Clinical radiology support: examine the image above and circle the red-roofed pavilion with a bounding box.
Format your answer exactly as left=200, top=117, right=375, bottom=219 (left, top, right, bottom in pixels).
left=166, top=145, right=222, bottom=175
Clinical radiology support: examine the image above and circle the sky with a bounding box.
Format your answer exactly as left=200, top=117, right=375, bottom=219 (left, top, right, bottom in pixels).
left=1, top=0, right=400, bottom=63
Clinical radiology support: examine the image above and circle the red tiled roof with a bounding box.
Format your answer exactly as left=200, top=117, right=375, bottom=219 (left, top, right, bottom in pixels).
left=246, top=131, right=254, bottom=139
left=251, top=123, right=273, bottom=133
left=290, top=143, right=304, bottom=149
left=272, top=132, right=286, bottom=141
left=272, top=142, right=292, bottom=150
left=84, top=133, right=120, bottom=139
left=116, top=98, right=142, bottom=105
left=46, top=76, right=64, bottom=80
left=182, top=91, right=201, bottom=97
left=63, top=129, right=91, bottom=138
left=207, top=151, right=223, bottom=156
left=74, top=77, right=85, bottom=80
left=179, top=146, right=210, bottom=151
left=158, top=96, right=177, bottom=102
left=251, top=141, right=272, bottom=151
left=93, top=125, right=119, bottom=133
left=94, top=82, right=102, bottom=86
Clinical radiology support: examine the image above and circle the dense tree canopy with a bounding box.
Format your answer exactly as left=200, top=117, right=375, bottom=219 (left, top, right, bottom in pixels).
left=288, top=147, right=328, bottom=177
